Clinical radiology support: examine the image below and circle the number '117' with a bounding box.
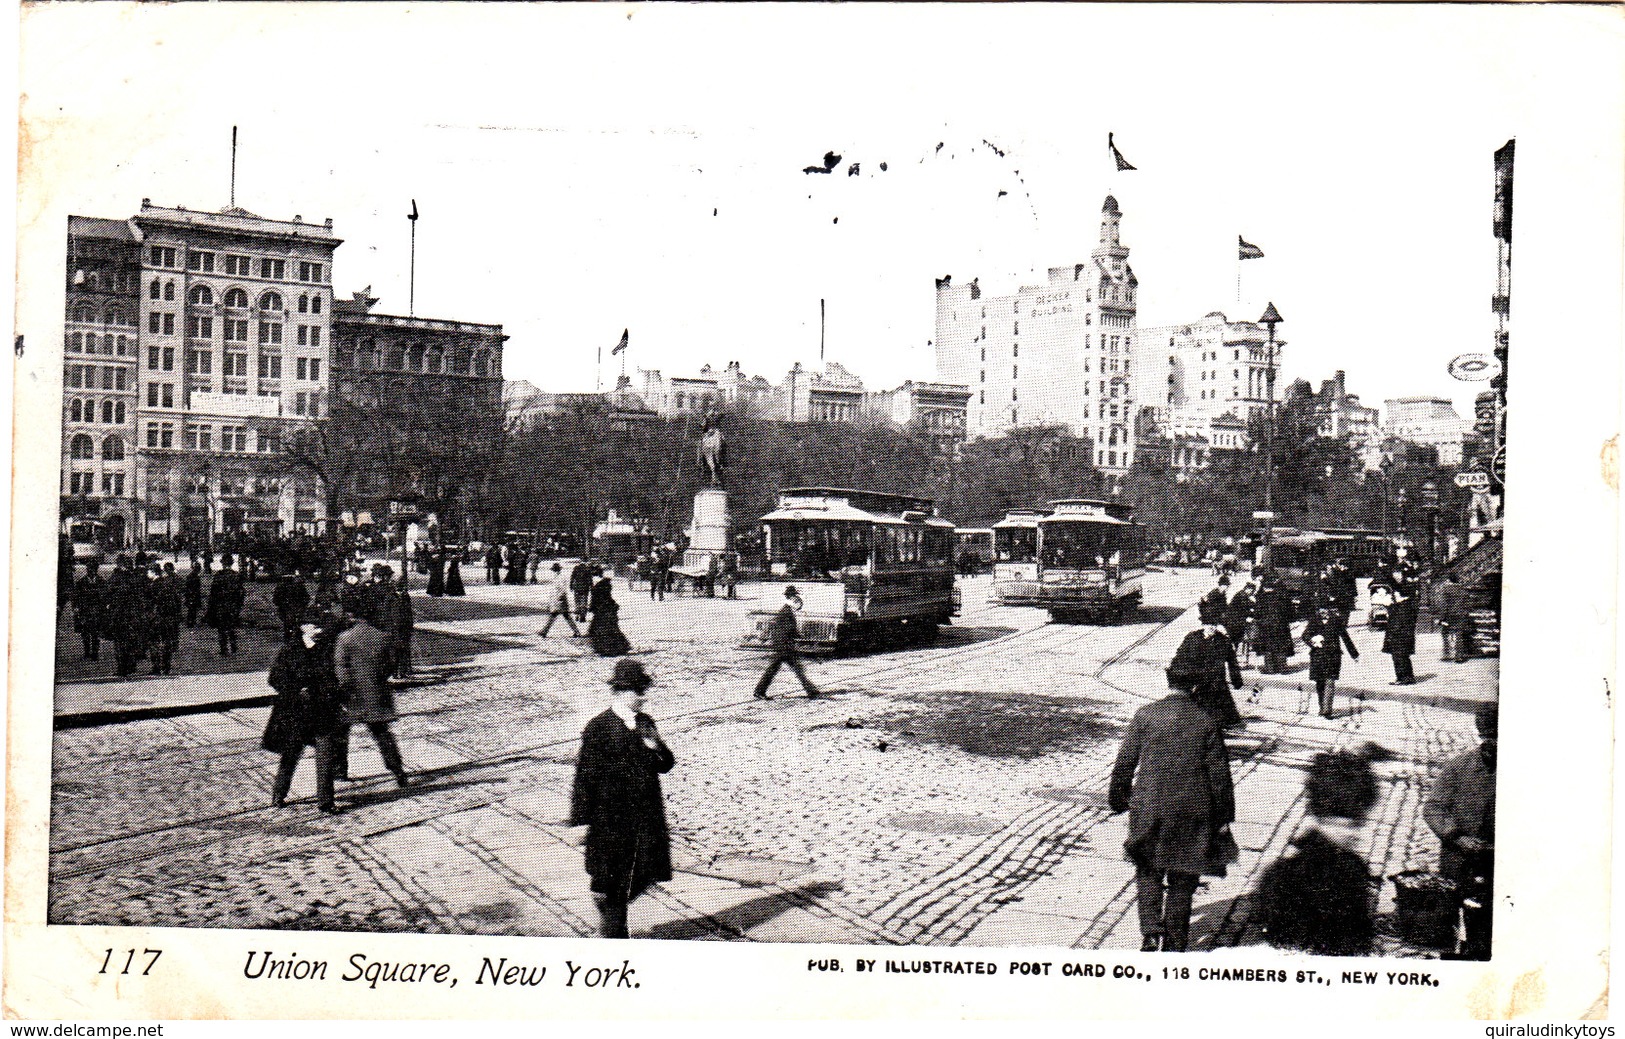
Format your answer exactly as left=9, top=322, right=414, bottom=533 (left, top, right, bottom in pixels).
left=99, top=949, right=162, bottom=975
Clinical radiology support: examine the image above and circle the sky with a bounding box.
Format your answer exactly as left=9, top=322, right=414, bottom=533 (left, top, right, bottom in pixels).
left=15, top=3, right=1625, bottom=422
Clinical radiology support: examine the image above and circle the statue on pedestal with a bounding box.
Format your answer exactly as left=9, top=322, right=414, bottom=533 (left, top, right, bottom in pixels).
left=698, top=420, right=727, bottom=488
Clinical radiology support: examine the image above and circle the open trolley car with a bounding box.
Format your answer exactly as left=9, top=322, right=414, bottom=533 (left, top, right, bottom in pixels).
left=744, top=488, right=959, bottom=650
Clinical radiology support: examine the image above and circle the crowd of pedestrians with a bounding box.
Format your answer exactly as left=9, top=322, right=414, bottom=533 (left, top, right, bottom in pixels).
left=1110, top=556, right=1496, bottom=958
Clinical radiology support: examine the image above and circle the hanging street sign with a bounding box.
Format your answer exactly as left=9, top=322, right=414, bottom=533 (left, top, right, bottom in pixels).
left=1454, top=472, right=1492, bottom=492
left=1449, top=353, right=1503, bottom=382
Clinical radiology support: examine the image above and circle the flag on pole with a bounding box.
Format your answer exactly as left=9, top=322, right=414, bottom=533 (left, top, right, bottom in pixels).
left=1108, top=133, right=1136, bottom=172
left=611, top=329, right=629, bottom=355
left=1238, top=236, right=1265, bottom=260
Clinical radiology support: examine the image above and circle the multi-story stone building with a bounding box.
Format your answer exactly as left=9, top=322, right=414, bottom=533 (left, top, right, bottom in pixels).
left=62, top=202, right=343, bottom=545
left=1310, top=370, right=1382, bottom=470
left=62, top=217, right=143, bottom=545
left=328, top=289, right=506, bottom=517
left=935, top=195, right=1140, bottom=471
left=867, top=380, right=972, bottom=454
left=639, top=362, right=775, bottom=419
left=1383, top=397, right=1471, bottom=466
left=1135, top=310, right=1286, bottom=426
left=765, top=360, right=866, bottom=423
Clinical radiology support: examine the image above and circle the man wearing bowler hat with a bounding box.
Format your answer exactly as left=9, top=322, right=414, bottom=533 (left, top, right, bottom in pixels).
left=570, top=659, right=676, bottom=939
left=753, top=585, right=820, bottom=699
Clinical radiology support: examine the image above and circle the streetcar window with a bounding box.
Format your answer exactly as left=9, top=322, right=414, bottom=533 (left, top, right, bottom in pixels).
left=1040, top=523, right=1143, bottom=569
left=765, top=521, right=870, bottom=576
left=994, top=527, right=1037, bottom=562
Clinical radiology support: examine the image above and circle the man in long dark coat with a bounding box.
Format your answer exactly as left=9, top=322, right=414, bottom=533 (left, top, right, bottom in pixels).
left=103, top=556, right=148, bottom=677
left=147, top=564, right=184, bottom=675
left=1169, top=598, right=1245, bottom=728
left=570, top=659, right=676, bottom=939
left=1436, top=574, right=1476, bottom=663
left=485, top=544, right=503, bottom=584
left=1253, top=578, right=1296, bottom=674
left=570, top=559, right=595, bottom=623
left=72, top=564, right=107, bottom=661
left=263, top=609, right=344, bottom=814
left=1109, top=673, right=1236, bottom=952
left=205, top=557, right=246, bottom=656
left=1224, top=580, right=1257, bottom=667
left=1383, top=571, right=1419, bottom=685
left=272, top=572, right=310, bottom=643
left=183, top=564, right=204, bottom=627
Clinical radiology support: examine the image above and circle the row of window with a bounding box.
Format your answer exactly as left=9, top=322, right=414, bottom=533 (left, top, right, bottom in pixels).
left=155, top=247, right=326, bottom=284
left=66, top=365, right=131, bottom=391
left=65, top=472, right=125, bottom=496
left=179, top=285, right=324, bottom=313
left=347, top=342, right=495, bottom=377
left=66, top=399, right=128, bottom=425
left=68, top=270, right=136, bottom=294
left=67, top=332, right=132, bottom=356
left=66, top=433, right=126, bottom=459
left=69, top=305, right=133, bottom=327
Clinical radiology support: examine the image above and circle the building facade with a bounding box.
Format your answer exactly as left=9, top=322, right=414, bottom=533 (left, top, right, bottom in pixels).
left=1134, top=310, right=1285, bottom=426
left=1382, top=397, right=1470, bottom=466
left=867, top=380, right=972, bottom=454
left=1310, top=370, right=1382, bottom=470
left=329, top=290, right=506, bottom=517
left=935, top=195, right=1140, bottom=471
left=62, top=217, right=143, bottom=545
left=62, top=202, right=344, bottom=545
left=765, top=360, right=866, bottom=423
left=640, top=361, right=774, bottom=419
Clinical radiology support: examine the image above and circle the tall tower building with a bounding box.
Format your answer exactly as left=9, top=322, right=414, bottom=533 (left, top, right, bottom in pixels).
left=934, top=195, right=1140, bottom=472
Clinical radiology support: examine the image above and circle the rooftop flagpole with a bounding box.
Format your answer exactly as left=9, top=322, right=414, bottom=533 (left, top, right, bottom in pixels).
left=408, top=200, right=419, bottom=317
left=230, top=126, right=238, bottom=208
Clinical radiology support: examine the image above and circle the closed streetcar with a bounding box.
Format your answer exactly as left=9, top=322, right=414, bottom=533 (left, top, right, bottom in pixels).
left=744, top=488, right=959, bottom=650
left=990, top=509, right=1046, bottom=604
left=999, top=500, right=1147, bottom=622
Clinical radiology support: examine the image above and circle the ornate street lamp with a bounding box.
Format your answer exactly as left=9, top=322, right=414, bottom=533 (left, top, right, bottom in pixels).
left=1257, top=303, right=1283, bottom=569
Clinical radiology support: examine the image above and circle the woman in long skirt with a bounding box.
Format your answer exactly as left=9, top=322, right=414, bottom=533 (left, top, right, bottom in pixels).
left=1305, top=605, right=1360, bottom=718
left=445, top=554, right=465, bottom=596
left=587, top=575, right=632, bottom=657
left=426, top=550, right=446, bottom=597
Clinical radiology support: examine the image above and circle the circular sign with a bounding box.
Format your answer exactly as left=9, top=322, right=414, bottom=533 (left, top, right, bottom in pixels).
left=1491, top=448, right=1506, bottom=486
left=1449, top=353, right=1503, bottom=382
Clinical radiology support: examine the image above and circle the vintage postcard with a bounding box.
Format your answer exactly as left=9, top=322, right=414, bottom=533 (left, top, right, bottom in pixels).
left=5, top=2, right=1620, bottom=1024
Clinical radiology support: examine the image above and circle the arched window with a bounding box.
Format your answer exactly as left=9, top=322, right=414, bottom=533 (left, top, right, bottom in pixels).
left=116, top=336, right=128, bottom=355
left=149, top=280, right=161, bottom=300
left=311, top=296, right=322, bottom=314
left=102, top=435, right=125, bottom=460
left=101, top=400, right=116, bottom=424
left=386, top=343, right=406, bottom=369
left=103, top=308, right=120, bottom=327
left=163, top=281, right=175, bottom=301
left=297, top=294, right=309, bottom=313
left=407, top=343, right=425, bottom=371
left=114, top=401, right=126, bottom=423
left=224, top=288, right=249, bottom=309
left=357, top=339, right=378, bottom=371
left=70, top=399, right=84, bottom=422
left=259, top=291, right=283, bottom=312
left=425, top=345, right=443, bottom=373
left=85, top=333, right=98, bottom=353
left=74, top=305, right=93, bottom=323
left=472, top=350, right=490, bottom=377
left=188, top=285, right=213, bottom=306
left=70, top=434, right=94, bottom=459
left=69, top=332, right=82, bottom=351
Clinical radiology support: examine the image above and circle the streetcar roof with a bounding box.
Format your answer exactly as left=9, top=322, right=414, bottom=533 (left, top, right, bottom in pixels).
left=955, top=528, right=994, bottom=536
left=993, top=510, right=1048, bottom=528
left=761, top=501, right=955, bottom=528
left=776, top=487, right=939, bottom=514
left=1040, top=512, right=1135, bottom=527
left=1046, top=498, right=1137, bottom=521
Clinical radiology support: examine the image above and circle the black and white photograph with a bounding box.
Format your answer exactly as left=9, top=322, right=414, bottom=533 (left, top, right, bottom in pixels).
left=5, top=2, right=1619, bottom=1023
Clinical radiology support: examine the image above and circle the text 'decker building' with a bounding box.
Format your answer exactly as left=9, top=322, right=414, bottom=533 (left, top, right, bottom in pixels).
left=935, top=196, right=1141, bottom=472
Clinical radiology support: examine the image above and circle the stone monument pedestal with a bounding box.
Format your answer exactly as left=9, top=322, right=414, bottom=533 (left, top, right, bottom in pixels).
left=680, top=488, right=733, bottom=582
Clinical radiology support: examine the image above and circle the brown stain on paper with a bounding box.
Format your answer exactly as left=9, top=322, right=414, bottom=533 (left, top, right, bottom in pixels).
left=1603, top=435, right=1619, bottom=492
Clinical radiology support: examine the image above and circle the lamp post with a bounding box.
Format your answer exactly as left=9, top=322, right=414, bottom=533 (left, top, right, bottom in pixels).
left=1258, top=302, right=1283, bottom=570
left=1420, top=479, right=1440, bottom=564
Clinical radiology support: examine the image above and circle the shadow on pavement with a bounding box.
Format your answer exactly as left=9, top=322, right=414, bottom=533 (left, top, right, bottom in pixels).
left=643, top=880, right=842, bottom=941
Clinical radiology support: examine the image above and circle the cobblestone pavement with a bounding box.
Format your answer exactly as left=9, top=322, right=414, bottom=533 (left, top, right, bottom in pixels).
left=48, top=570, right=1497, bottom=953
